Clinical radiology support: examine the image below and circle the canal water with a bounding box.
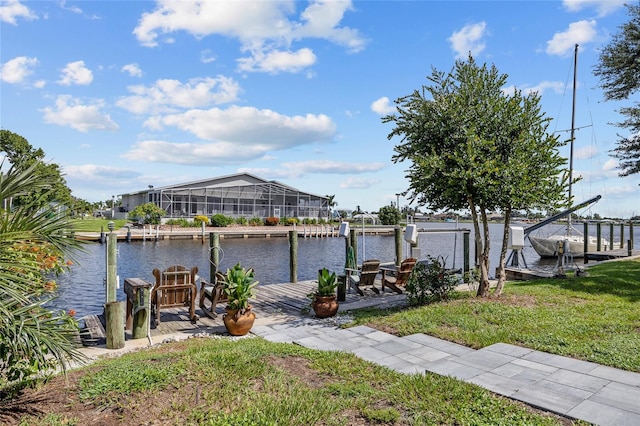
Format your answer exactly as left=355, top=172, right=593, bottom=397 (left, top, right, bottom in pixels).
left=49, top=221, right=630, bottom=318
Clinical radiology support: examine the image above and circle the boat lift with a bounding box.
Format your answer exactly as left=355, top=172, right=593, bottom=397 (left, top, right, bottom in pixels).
left=506, top=194, right=602, bottom=269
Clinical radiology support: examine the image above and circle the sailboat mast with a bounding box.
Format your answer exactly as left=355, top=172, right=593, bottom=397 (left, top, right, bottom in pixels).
left=568, top=43, right=578, bottom=234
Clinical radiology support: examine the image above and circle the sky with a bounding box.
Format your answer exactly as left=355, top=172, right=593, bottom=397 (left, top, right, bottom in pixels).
left=1, top=0, right=638, bottom=219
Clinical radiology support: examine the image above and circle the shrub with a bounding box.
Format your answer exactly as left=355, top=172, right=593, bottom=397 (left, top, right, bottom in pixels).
left=264, top=216, right=279, bottom=226
left=405, top=256, right=458, bottom=306
left=210, top=214, right=232, bottom=227
left=166, top=218, right=190, bottom=227
left=235, top=216, right=248, bottom=225
left=285, top=217, right=298, bottom=226
left=378, top=205, right=401, bottom=225
left=193, top=215, right=210, bottom=226
left=249, top=217, right=263, bottom=226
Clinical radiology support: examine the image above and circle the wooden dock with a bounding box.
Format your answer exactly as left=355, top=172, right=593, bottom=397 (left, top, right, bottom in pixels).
left=80, top=279, right=407, bottom=345
left=584, top=248, right=640, bottom=262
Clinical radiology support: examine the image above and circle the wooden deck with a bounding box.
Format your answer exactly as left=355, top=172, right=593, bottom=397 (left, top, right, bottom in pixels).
left=81, top=279, right=407, bottom=344
left=585, top=248, right=640, bottom=262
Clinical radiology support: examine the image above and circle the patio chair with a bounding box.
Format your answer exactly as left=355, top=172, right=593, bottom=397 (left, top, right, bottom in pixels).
left=347, top=259, right=381, bottom=296
left=199, top=271, right=228, bottom=319
left=151, top=265, right=198, bottom=324
left=381, top=258, right=417, bottom=294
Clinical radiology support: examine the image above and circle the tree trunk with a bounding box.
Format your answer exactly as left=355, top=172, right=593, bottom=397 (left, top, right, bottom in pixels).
left=468, top=198, right=490, bottom=297
left=494, top=208, right=511, bottom=297
left=477, top=207, right=491, bottom=297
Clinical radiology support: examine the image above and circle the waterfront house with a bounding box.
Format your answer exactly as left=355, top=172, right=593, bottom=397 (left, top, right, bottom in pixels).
left=119, top=173, right=329, bottom=222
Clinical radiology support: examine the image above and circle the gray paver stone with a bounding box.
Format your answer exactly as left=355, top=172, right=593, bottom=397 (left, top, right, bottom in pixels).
left=567, top=400, right=640, bottom=426
left=589, top=381, right=640, bottom=415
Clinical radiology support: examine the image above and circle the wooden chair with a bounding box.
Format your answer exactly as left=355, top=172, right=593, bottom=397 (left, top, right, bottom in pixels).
left=347, top=259, right=381, bottom=296
left=199, top=271, right=228, bottom=319
left=151, top=265, right=198, bottom=324
left=381, top=258, right=417, bottom=294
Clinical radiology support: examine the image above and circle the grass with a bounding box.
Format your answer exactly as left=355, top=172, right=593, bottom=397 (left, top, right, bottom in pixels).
left=351, top=258, right=640, bottom=372
left=16, top=338, right=570, bottom=425
left=14, top=259, right=638, bottom=424
left=70, top=218, right=130, bottom=232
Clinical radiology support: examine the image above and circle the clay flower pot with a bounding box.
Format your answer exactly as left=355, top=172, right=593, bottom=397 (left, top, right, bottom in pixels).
left=223, top=305, right=256, bottom=336
left=312, top=295, right=339, bottom=318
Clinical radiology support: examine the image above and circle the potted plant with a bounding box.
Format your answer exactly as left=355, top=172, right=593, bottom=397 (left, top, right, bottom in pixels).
left=311, top=268, right=339, bottom=318
left=221, top=262, right=258, bottom=336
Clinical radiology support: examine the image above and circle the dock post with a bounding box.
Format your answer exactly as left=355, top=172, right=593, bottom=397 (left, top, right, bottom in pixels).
left=583, top=222, right=589, bottom=264
left=106, top=221, right=117, bottom=303
left=596, top=222, right=602, bottom=251
left=609, top=223, right=614, bottom=251
left=349, top=229, right=358, bottom=264
left=394, top=226, right=402, bottom=267
left=630, top=222, right=634, bottom=250
left=463, top=231, right=470, bottom=281
left=126, top=226, right=131, bottom=243
left=620, top=222, right=625, bottom=249
left=289, top=230, right=298, bottom=283
left=210, top=233, right=220, bottom=282
left=105, top=301, right=125, bottom=349
left=100, top=225, right=105, bottom=244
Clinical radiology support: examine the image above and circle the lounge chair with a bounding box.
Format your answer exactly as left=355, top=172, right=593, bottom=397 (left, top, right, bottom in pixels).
left=199, top=271, right=228, bottom=319
left=347, top=259, right=381, bottom=296
left=381, top=258, right=417, bottom=294
left=151, top=265, right=198, bottom=324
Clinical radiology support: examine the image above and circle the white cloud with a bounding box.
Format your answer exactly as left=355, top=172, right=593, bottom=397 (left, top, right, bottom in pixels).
left=117, top=76, right=240, bottom=114
left=546, top=20, right=597, bottom=56
left=58, top=60, right=93, bottom=85
left=123, top=140, right=267, bottom=165
left=602, top=158, right=618, bottom=171
left=0, top=0, right=37, bottom=24
left=146, top=105, right=336, bottom=148
left=562, top=0, right=626, bottom=17
left=132, top=0, right=365, bottom=73
left=576, top=145, right=598, bottom=160
left=121, top=63, right=142, bottom=77
left=42, top=95, right=119, bottom=132
left=0, top=56, right=38, bottom=84
left=238, top=48, right=317, bottom=73
left=448, top=21, right=487, bottom=59
left=339, top=177, right=380, bottom=189
left=370, top=97, right=395, bottom=115
left=504, top=81, right=566, bottom=96
left=200, top=49, right=216, bottom=64
left=240, top=160, right=385, bottom=179
left=64, top=164, right=141, bottom=181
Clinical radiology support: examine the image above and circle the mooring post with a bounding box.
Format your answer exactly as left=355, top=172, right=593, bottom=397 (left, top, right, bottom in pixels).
left=620, top=222, right=625, bottom=249
left=105, top=221, right=124, bottom=349
left=106, top=221, right=117, bottom=303
left=289, top=230, right=298, bottom=283
left=349, top=229, right=358, bottom=265
left=596, top=222, right=602, bottom=251
left=126, top=226, right=131, bottom=243
left=583, top=222, right=589, bottom=264
left=463, top=231, right=470, bottom=281
left=630, top=222, right=634, bottom=250
left=609, top=223, right=614, bottom=251
left=209, top=232, right=220, bottom=283
left=100, top=225, right=105, bottom=244
left=394, top=226, right=402, bottom=267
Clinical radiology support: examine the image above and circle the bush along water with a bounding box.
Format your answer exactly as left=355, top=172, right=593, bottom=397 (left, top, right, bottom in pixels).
left=405, top=256, right=459, bottom=306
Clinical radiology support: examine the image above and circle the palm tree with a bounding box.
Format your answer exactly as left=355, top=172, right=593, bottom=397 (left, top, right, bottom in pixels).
left=325, top=194, right=337, bottom=222
left=0, top=161, right=85, bottom=398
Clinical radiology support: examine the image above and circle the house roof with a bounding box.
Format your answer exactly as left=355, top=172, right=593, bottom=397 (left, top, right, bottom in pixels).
left=120, top=172, right=327, bottom=199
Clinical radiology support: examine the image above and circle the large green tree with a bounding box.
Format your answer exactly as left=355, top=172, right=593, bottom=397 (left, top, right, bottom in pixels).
left=594, top=3, right=640, bottom=177
left=384, top=57, right=567, bottom=296
left=0, top=161, right=84, bottom=398
left=0, top=130, right=73, bottom=209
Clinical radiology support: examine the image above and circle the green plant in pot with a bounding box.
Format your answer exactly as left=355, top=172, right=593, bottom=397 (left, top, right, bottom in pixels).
left=221, top=262, right=258, bottom=336
left=311, top=268, right=339, bottom=318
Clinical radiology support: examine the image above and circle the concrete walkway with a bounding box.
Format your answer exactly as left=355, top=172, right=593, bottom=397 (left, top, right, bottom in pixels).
left=252, top=318, right=640, bottom=426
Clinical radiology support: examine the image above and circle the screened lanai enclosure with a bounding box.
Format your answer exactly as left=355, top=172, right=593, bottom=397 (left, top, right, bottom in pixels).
left=119, top=173, right=329, bottom=222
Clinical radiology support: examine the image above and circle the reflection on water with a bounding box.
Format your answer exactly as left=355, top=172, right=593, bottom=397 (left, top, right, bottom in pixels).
left=49, top=222, right=631, bottom=318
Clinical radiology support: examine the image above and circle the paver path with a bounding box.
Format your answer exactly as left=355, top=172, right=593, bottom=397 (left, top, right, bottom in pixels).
left=252, top=319, right=640, bottom=426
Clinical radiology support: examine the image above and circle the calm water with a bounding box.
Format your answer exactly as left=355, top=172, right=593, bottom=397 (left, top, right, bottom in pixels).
left=49, top=222, right=632, bottom=318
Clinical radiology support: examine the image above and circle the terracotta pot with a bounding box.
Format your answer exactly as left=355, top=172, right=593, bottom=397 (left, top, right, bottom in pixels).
left=312, top=295, right=339, bottom=318
left=223, top=306, right=256, bottom=336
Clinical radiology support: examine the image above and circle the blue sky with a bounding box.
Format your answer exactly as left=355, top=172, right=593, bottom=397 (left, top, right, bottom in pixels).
left=1, top=0, right=638, bottom=219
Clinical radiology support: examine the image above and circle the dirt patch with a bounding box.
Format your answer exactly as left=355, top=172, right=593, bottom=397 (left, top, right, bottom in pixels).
left=266, top=354, right=327, bottom=389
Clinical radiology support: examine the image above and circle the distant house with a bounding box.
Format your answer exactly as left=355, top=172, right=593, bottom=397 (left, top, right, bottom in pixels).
left=119, top=173, right=329, bottom=222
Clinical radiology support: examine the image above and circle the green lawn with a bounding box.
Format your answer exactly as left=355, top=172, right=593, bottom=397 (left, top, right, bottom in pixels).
left=70, top=218, right=130, bottom=232
left=351, top=259, right=640, bottom=372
